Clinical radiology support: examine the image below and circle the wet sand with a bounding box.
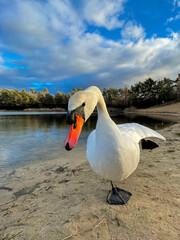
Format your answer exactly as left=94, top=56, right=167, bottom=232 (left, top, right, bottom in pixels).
left=0, top=122, right=180, bottom=240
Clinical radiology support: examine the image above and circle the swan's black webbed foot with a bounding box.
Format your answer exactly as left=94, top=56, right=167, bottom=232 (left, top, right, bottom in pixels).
left=107, top=182, right=132, bottom=205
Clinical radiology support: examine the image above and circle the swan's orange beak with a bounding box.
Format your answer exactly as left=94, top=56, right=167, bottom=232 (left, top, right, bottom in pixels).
left=64, top=114, right=84, bottom=151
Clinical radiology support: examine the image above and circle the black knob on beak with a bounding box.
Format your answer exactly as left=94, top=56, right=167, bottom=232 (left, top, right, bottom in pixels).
left=66, top=105, right=85, bottom=125
left=66, top=111, right=75, bottom=125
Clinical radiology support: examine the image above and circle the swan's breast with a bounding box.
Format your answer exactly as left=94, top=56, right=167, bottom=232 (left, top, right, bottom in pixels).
left=86, top=124, right=140, bottom=182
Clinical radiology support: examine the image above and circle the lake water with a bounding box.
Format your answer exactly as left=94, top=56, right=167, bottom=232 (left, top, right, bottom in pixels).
left=0, top=112, right=174, bottom=168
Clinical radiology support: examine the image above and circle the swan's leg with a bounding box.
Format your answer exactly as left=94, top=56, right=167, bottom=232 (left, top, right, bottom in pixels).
left=107, top=181, right=132, bottom=205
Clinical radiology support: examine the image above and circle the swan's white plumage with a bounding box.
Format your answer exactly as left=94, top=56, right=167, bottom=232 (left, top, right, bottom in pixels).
left=117, top=123, right=166, bottom=143
left=68, top=86, right=166, bottom=182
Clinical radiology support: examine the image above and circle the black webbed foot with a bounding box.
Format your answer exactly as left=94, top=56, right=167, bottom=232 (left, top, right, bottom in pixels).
left=107, top=182, right=132, bottom=205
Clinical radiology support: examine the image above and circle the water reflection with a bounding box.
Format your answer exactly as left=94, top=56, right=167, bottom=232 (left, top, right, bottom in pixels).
left=0, top=112, right=175, bottom=168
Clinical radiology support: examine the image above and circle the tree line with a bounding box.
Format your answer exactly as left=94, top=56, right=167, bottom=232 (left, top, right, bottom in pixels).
left=0, top=75, right=180, bottom=110
left=0, top=87, right=84, bottom=110
left=103, top=74, right=180, bottom=108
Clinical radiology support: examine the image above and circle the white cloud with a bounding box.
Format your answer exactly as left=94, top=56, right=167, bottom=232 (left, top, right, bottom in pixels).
left=0, top=65, right=5, bottom=74
left=0, top=0, right=180, bottom=92
left=173, top=0, right=180, bottom=8
left=167, top=11, right=180, bottom=22
left=0, top=0, right=85, bottom=53
left=0, top=53, right=6, bottom=74
left=121, top=21, right=145, bottom=41
left=82, top=0, right=126, bottom=30
left=0, top=55, right=4, bottom=63
left=169, top=0, right=180, bottom=22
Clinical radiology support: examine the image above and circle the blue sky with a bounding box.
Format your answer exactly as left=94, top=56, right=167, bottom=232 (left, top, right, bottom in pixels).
left=0, top=0, right=180, bottom=93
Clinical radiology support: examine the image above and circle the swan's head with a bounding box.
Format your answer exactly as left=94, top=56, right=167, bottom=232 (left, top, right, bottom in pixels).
left=64, top=86, right=99, bottom=151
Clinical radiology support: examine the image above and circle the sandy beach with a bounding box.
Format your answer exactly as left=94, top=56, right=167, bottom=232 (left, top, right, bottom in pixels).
left=137, top=102, right=180, bottom=115
left=126, top=102, right=180, bottom=116
left=0, top=112, right=180, bottom=239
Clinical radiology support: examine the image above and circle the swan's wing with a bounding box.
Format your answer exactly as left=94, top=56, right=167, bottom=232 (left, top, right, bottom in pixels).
left=118, top=123, right=166, bottom=144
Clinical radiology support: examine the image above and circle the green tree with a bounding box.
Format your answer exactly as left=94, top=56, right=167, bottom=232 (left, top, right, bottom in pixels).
left=156, top=78, right=174, bottom=103
left=55, top=92, right=64, bottom=107
left=44, top=93, right=55, bottom=108
left=20, top=89, right=30, bottom=108
left=0, top=89, right=12, bottom=108
left=103, top=87, right=119, bottom=107
left=30, top=88, right=36, bottom=94
left=43, top=88, right=49, bottom=95
left=77, top=88, right=83, bottom=92
left=131, top=78, right=157, bottom=107
left=11, top=90, right=23, bottom=108
left=29, top=89, right=38, bottom=107
left=119, top=87, right=131, bottom=107
left=37, top=91, right=45, bottom=108
left=72, top=88, right=77, bottom=95
left=55, top=91, right=70, bottom=108
left=174, top=74, right=180, bottom=100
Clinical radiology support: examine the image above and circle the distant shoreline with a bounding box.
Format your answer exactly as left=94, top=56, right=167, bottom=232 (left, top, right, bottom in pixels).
left=125, top=101, right=180, bottom=116
left=124, top=101, right=180, bottom=123
left=0, top=108, right=66, bottom=112
left=0, top=101, right=180, bottom=117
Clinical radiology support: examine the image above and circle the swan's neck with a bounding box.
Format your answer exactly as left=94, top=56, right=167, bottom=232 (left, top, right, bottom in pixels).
left=95, top=89, right=122, bottom=139
left=97, top=94, right=109, bottom=118
left=85, top=86, right=109, bottom=118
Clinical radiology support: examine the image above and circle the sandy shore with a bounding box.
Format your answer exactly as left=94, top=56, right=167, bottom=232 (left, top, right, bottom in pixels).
left=126, top=102, right=180, bottom=115
left=125, top=102, right=180, bottom=123
left=139, top=102, right=180, bottom=114
left=0, top=121, right=180, bottom=240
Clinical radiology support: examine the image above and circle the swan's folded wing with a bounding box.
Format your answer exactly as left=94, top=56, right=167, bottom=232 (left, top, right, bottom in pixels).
left=118, top=123, right=166, bottom=144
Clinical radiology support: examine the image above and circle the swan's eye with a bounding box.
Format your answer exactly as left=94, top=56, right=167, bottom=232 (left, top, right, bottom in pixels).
left=82, top=102, right=86, bottom=107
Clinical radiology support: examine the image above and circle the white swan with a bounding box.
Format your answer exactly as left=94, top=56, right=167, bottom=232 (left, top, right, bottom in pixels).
left=64, top=86, right=165, bottom=205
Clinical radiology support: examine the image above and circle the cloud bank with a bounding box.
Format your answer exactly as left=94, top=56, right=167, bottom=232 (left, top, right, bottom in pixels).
left=0, top=0, right=180, bottom=92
